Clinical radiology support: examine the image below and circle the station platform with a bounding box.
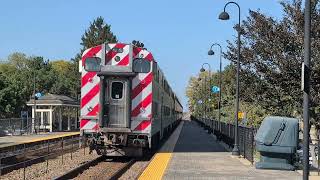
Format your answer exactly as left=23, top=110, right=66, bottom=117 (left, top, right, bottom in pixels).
left=0, top=131, right=79, bottom=149
left=139, top=119, right=301, bottom=180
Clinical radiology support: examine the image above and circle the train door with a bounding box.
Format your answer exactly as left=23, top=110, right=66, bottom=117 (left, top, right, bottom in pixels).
left=105, top=78, right=130, bottom=128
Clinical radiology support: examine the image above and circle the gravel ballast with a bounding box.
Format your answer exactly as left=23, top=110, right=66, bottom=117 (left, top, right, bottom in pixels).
left=74, top=159, right=127, bottom=179
left=1, top=147, right=99, bottom=180
left=119, top=159, right=151, bottom=180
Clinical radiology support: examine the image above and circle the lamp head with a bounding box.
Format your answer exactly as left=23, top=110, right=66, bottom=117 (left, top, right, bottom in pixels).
left=219, top=11, right=230, bottom=20
left=200, top=68, right=205, bottom=72
left=208, top=49, right=215, bottom=56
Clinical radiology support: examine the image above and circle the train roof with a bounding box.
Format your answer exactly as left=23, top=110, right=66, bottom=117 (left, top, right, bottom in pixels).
left=82, top=42, right=182, bottom=109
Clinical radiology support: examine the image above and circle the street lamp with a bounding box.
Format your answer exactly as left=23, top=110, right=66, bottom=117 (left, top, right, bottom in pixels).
left=200, top=63, right=211, bottom=131
left=197, top=77, right=204, bottom=126
left=219, top=1, right=241, bottom=156
left=302, top=0, right=311, bottom=179
left=208, top=43, right=222, bottom=132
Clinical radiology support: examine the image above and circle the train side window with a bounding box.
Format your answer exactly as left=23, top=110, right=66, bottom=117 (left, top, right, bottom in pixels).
left=153, top=63, right=158, bottom=82
left=111, top=82, right=123, bottom=100
left=164, top=106, right=170, bottom=116
left=153, top=102, right=158, bottom=117
left=133, top=58, right=150, bottom=73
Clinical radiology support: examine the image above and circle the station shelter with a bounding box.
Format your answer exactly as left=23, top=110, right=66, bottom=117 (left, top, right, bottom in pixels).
left=27, top=94, right=79, bottom=133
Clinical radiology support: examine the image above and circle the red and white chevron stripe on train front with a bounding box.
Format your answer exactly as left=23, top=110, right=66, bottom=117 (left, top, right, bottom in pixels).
left=132, top=120, right=151, bottom=133
left=105, top=43, right=130, bottom=66
left=130, top=47, right=154, bottom=133
left=80, top=45, right=102, bottom=131
left=131, top=72, right=153, bottom=118
left=133, top=47, right=154, bottom=61
left=80, top=119, right=99, bottom=131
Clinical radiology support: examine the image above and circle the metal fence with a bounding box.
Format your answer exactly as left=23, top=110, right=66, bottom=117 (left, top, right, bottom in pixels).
left=0, top=134, right=83, bottom=178
left=213, top=120, right=255, bottom=163
left=308, top=138, right=320, bottom=175
left=0, top=118, right=32, bottom=136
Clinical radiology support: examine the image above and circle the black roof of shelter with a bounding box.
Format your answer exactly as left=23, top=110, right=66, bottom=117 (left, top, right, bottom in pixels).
left=27, top=93, right=79, bottom=107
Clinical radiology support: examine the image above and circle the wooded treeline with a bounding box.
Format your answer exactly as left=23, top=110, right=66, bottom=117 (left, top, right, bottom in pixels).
left=0, top=16, right=117, bottom=118
left=186, top=0, right=320, bottom=127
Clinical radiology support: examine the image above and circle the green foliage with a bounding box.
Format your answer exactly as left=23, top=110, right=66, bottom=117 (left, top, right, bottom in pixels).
left=186, top=64, right=269, bottom=126
left=0, top=16, right=118, bottom=118
left=225, top=0, right=320, bottom=125
left=187, top=0, right=320, bottom=127
left=80, top=16, right=117, bottom=50
left=71, top=16, right=119, bottom=99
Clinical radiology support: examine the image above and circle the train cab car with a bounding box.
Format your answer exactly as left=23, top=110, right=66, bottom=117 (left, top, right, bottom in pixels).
left=79, top=42, right=183, bottom=156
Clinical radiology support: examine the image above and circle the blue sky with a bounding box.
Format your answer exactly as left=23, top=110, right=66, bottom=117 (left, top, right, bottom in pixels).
left=0, top=0, right=284, bottom=109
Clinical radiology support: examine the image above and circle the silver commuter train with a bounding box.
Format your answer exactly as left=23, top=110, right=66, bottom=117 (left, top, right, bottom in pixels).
left=79, top=42, right=183, bottom=156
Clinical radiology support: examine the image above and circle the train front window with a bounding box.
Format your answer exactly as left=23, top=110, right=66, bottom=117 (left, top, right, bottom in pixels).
left=84, top=57, right=101, bottom=72
left=133, top=58, right=150, bottom=73
left=111, top=82, right=123, bottom=100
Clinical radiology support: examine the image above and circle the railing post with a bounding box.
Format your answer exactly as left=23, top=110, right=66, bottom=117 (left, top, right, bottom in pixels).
left=0, top=157, right=2, bottom=175
left=61, top=137, right=64, bottom=164
left=318, top=139, right=319, bottom=176
left=46, top=140, right=49, bottom=173
left=83, top=136, right=86, bottom=155
left=23, top=144, right=26, bottom=180
left=243, top=127, right=246, bottom=159
left=71, top=136, right=73, bottom=160
left=20, top=118, right=23, bottom=135
left=251, top=126, right=254, bottom=164
left=9, top=119, right=11, bottom=134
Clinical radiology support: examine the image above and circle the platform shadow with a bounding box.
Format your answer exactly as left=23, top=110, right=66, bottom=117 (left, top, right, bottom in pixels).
left=171, top=120, right=227, bottom=153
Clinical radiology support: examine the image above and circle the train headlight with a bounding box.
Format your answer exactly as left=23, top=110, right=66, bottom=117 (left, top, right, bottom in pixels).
left=140, top=108, right=146, bottom=114
left=115, top=56, right=121, bottom=62
left=87, top=106, right=93, bottom=112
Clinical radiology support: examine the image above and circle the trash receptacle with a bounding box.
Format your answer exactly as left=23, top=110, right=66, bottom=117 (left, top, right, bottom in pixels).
left=255, top=116, right=298, bottom=170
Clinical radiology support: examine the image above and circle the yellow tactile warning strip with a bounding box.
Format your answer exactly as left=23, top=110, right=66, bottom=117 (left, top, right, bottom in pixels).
left=139, top=152, right=172, bottom=180
left=139, top=121, right=185, bottom=180
left=21, top=132, right=80, bottom=143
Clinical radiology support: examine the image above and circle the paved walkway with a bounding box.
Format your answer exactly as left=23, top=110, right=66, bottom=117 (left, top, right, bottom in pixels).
left=163, top=119, right=301, bottom=180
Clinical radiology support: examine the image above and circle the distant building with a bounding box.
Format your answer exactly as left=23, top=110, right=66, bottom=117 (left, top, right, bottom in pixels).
left=27, top=93, right=79, bottom=132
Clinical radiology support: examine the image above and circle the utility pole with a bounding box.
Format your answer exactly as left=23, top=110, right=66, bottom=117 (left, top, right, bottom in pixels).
left=303, top=0, right=311, bottom=179
left=33, top=70, right=37, bottom=134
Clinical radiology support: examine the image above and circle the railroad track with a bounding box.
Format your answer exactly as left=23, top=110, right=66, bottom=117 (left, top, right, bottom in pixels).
left=54, top=155, right=136, bottom=180
left=0, top=135, right=81, bottom=175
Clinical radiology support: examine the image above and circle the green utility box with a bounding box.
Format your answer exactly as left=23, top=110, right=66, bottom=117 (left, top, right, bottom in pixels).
left=255, top=116, right=299, bottom=170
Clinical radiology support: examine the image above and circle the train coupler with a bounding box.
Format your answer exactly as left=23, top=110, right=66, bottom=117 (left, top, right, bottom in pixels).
left=88, top=133, right=105, bottom=155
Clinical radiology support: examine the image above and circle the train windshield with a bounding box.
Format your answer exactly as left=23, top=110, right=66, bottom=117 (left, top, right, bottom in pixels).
left=133, top=58, right=150, bottom=73
left=84, top=57, right=101, bottom=72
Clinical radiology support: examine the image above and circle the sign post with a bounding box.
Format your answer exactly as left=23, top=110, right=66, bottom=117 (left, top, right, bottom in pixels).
left=33, top=92, right=43, bottom=134
left=20, top=111, right=28, bottom=134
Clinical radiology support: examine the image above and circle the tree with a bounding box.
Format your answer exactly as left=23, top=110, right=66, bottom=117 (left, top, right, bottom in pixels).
left=70, top=16, right=118, bottom=97
left=50, top=60, right=75, bottom=96
left=80, top=16, right=117, bottom=50
left=224, top=0, right=320, bottom=126
left=0, top=17, right=119, bottom=118
left=70, top=16, right=118, bottom=99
